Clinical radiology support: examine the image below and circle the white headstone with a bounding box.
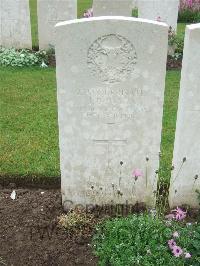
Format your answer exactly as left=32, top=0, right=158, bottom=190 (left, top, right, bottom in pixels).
left=0, top=0, right=32, bottom=48
left=169, top=24, right=200, bottom=208
left=55, top=17, right=168, bottom=208
left=132, top=0, right=138, bottom=9
left=138, top=0, right=179, bottom=31
left=37, top=0, right=77, bottom=50
left=93, top=0, right=133, bottom=16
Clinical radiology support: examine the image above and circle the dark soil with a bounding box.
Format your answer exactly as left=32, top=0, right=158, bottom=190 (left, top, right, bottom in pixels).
left=0, top=187, right=198, bottom=266
left=167, top=56, right=182, bottom=70
left=0, top=188, right=97, bottom=266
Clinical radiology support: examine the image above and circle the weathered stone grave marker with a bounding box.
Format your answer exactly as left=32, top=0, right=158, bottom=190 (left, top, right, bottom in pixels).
left=169, top=24, right=200, bottom=208
left=138, top=0, right=179, bottom=31
left=37, top=0, right=77, bottom=49
left=0, top=0, right=32, bottom=48
left=93, top=0, right=133, bottom=16
left=132, top=0, right=138, bottom=9
left=55, top=17, right=168, bottom=207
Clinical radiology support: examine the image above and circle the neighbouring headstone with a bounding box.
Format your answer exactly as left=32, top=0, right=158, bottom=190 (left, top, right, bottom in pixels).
left=37, top=0, right=77, bottom=50
left=0, top=0, right=32, bottom=48
left=132, top=0, right=138, bottom=9
left=138, top=0, right=179, bottom=31
left=55, top=17, right=168, bottom=208
left=93, top=0, right=133, bottom=16
left=169, top=24, right=200, bottom=208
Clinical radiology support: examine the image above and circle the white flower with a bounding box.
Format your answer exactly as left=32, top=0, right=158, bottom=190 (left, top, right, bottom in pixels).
left=147, top=249, right=151, bottom=254
left=186, top=223, right=192, bottom=227
left=149, top=208, right=157, bottom=217
left=40, top=60, right=48, bottom=68
left=173, top=231, right=179, bottom=238
left=10, top=190, right=16, bottom=200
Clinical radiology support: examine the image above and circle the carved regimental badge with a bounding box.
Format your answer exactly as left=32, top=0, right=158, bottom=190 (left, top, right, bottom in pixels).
left=87, top=34, right=137, bottom=84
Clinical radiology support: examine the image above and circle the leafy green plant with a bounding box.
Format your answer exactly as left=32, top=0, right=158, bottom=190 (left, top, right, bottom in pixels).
left=168, top=28, right=184, bottom=61
left=187, top=224, right=200, bottom=263
left=132, top=8, right=138, bottom=17
left=0, top=47, right=48, bottom=67
left=93, top=214, right=200, bottom=266
left=178, top=9, right=200, bottom=23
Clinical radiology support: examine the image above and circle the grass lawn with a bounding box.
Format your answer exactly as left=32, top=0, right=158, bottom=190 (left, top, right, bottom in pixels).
left=0, top=67, right=60, bottom=184
left=177, top=22, right=187, bottom=38
left=29, top=0, right=187, bottom=48
left=30, top=0, right=38, bottom=49
left=1, top=1, right=182, bottom=184
left=160, top=71, right=180, bottom=185
left=0, top=68, right=180, bottom=184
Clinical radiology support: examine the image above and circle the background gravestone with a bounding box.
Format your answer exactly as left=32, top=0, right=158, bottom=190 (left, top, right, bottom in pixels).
left=169, top=24, right=200, bottom=208
left=93, top=0, right=133, bottom=16
left=37, top=0, right=77, bottom=50
left=55, top=17, right=168, bottom=207
left=132, top=0, right=138, bottom=9
left=138, top=0, right=179, bottom=31
left=0, top=0, right=32, bottom=48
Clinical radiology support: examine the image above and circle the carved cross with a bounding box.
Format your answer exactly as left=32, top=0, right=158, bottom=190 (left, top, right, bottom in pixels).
left=93, top=139, right=127, bottom=169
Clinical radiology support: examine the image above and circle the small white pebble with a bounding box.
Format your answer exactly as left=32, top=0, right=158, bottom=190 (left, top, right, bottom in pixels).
left=186, top=223, right=192, bottom=226
left=10, top=190, right=16, bottom=200
left=41, top=192, right=45, bottom=195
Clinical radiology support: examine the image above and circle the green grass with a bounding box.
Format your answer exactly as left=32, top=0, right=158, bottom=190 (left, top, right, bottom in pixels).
left=177, top=23, right=187, bottom=38
left=160, top=71, right=181, bottom=185
left=0, top=68, right=180, bottom=184
left=0, top=67, right=60, bottom=184
left=29, top=0, right=187, bottom=48
left=77, top=0, right=93, bottom=18
left=29, top=0, right=38, bottom=49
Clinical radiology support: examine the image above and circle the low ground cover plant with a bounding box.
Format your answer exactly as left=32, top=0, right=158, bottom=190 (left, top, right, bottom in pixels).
left=168, top=27, right=184, bottom=61
left=0, top=47, right=48, bottom=67
left=93, top=213, right=200, bottom=266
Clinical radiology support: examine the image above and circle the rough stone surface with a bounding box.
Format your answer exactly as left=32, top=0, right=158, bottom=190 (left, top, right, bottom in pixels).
left=132, top=0, right=138, bottom=9
left=55, top=17, right=168, bottom=207
left=0, top=0, right=32, bottom=48
left=169, top=24, right=200, bottom=208
left=37, top=0, right=77, bottom=50
left=93, top=0, right=133, bottom=16
left=138, top=0, right=179, bottom=31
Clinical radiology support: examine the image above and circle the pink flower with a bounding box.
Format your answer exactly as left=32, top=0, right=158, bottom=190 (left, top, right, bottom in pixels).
left=172, top=246, right=183, bottom=257
left=172, top=207, right=187, bottom=221
left=173, top=231, right=179, bottom=238
left=132, top=169, right=143, bottom=181
left=185, top=252, right=192, bottom=258
left=156, top=16, right=162, bottom=22
left=168, top=239, right=176, bottom=250
left=83, top=8, right=93, bottom=18
left=188, top=0, right=193, bottom=7
left=132, top=169, right=143, bottom=177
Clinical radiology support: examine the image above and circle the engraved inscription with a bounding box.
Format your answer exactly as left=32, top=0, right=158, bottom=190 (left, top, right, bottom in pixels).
left=87, top=34, right=137, bottom=84
left=75, top=86, right=147, bottom=122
